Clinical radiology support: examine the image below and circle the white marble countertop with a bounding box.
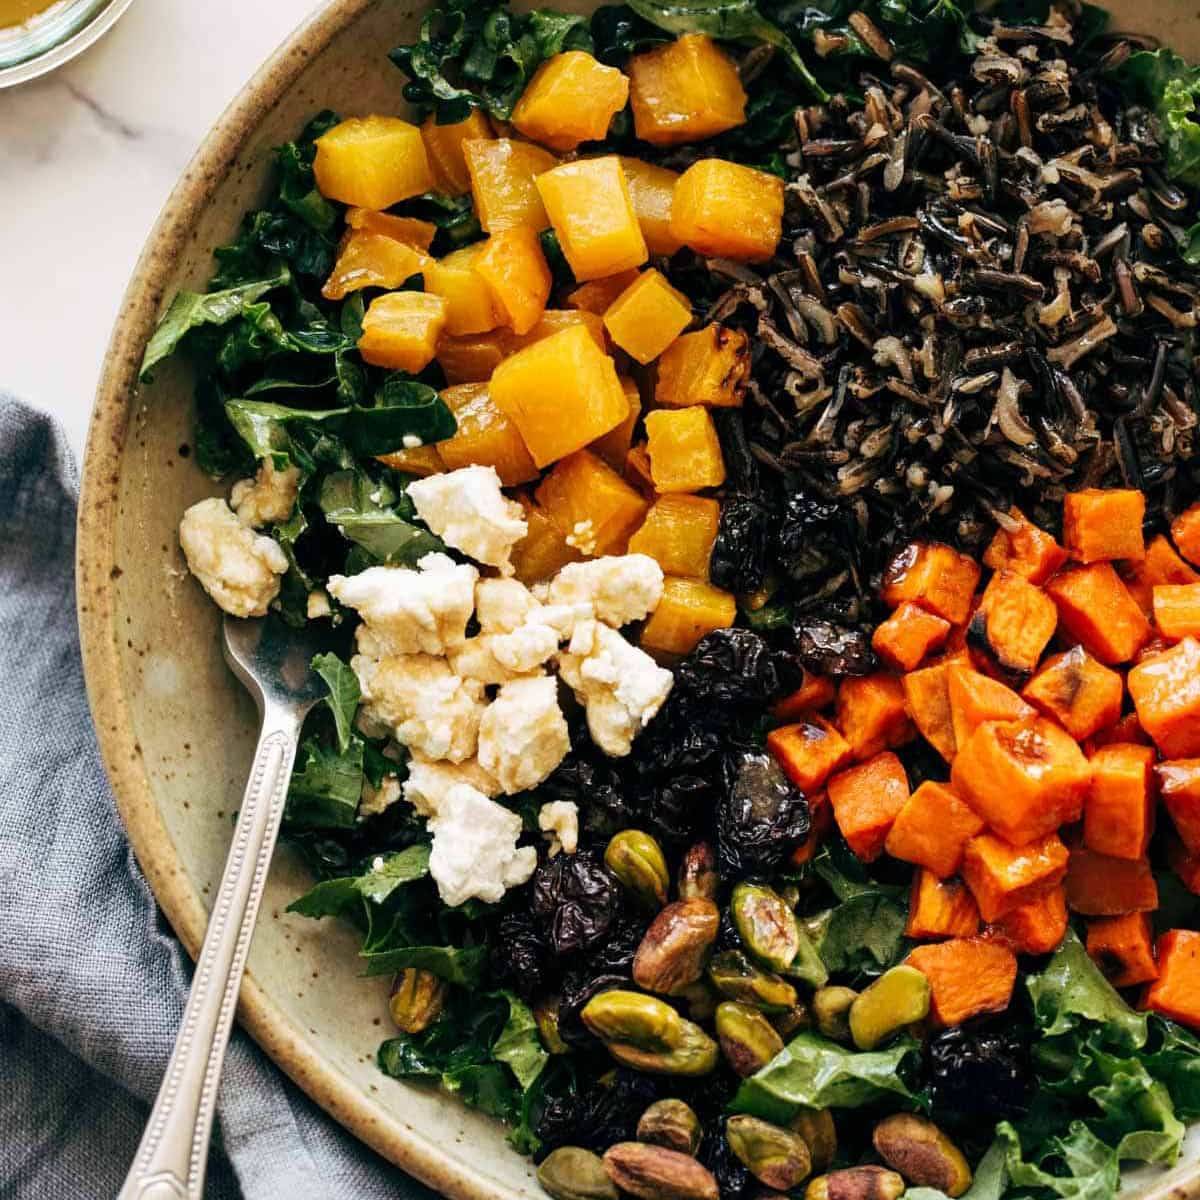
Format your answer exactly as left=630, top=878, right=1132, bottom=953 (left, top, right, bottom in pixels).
left=0, top=0, right=323, bottom=459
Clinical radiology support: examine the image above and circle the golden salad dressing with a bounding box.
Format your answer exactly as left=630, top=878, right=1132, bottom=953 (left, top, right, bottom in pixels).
left=0, top=0, right=56, bottom=29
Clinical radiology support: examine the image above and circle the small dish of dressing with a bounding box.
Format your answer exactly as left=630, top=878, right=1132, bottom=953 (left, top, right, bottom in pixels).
left=0, top=0, right=135, bottom=88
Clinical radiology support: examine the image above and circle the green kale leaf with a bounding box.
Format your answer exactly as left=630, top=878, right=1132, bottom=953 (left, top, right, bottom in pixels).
left=360, top=942, right=489, bottom=985
left=318, top=468, right=444, bottom=566
left=287, top=845, right=432, bottom=918
left=311, top=651, right=362, bottom=754
left=1120, top=49, right=1200, bottom=187
left=285, top=736, right=363, bottom=829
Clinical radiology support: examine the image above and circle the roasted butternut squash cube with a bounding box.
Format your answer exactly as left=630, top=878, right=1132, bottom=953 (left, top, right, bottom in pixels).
left=322, top=232, right=431, bottom=301
left=1171, top=503, right=1200, bottom=568
left=425, top=243, right=503, bottom=336
left=627, top=34, right=747, bottom=146
left=767, top=717, right=853, bottom=794
left=1123, top=534, right=1200, bottom=614
left=1087, top=912, right=1159, bottom=988
left=871, top=602, right=951, bottom=672
left=1157, top=759, right=1200, bottom=856
left=1142, top=930, right=1200, bottom=1027
left=491, top=325, right=628, bottom=468
left=463, top=138, right=558, bottom=233
left=510, top=494, right=582, bottom=584
left=644, top=407, right=726, bottom=493
left=991, top=887, right=1068, bottom=955
left=1128, top=637, right=1200, bottom=758
left=1022, top=645, right=1123, bottom=740
left=592, top=377, right=642, bottom=468
left=906, top=938, right=1017, bottom=1028
left=603, top=269, right=692, bottom=364
left=376, top=443, right=445, bottom=477
left=628, top=494, right=720, bottom=579
left=837, top=672, right=916, bottom=761
left=620, top=157, right=683, bottom=256
left=951, top=716, right=1091, bottom=846
left=1084, top=742, right=1157, bottom=861
left=346, top=207, right=436, bottom=250
left=961, top=831, right=1069, bottom=922
left=906, top=871, right=981, bottom=941
left=536, top=156, right=648, bottom=281
left=885, top=781, right=984, bottom=879
left=671, top=159, right=784, bottom=261
left=421, top=110, right=493, bottom=195
left=1063, top=488, right=1146, bottom=563
left=827, top=751, right=910, bottom=862
left=656, top=323, right=751, bottom=409
left=983, top=506, right=1068, bottom=584
left=357, top=291, right=447, bottom=372
left=474, top=228, right=552, bottom=336
left=313, top=115, right=435, bottom=209
left=883, top=541, right=982, bottom=626
left=434, top=383, right=539, bottom=486
left=567, top=269, right=641, bottom=315
left=970, top=570, right=1058, bottom=673
left=1045, top=563, right=1152, bottom=665
left=535, top=449, right=649, bottom=557
left=1066, top=847, right=1158, bottom=916
left=512, top=51, right=630, bottom=151
left=641, top=576, right=737, bottom=656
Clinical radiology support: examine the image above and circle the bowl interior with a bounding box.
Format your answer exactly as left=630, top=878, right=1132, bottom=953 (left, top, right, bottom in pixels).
left=78, top=1, right=1200, bottom=1197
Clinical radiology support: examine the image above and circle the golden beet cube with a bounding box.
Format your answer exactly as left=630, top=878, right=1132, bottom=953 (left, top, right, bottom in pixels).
left=490, top=323, right=628, bottom=467
left=473, top=228, right=552, bottom=336
left=424, top=243, right=503, bottom=336
left=604, top=269, right=692, bottom=364
left=322, top=231, right=431, bottom=301
left=621, top=157, right=683, bottom=257
left=671, top=159, right=784, bottom=261
left=592, top=377, right=642, bottom=468
left=511, top=494, right=583, bottom=584
left=435, top=383, right=539, bottom=486
left=641, top=576, right=737, bottom=656
left=436, top=310, right=604, bottom=384
left=376, top=443, right=445, bottom=477
left=536, top=156, right=648, bottom=282
left=512, top=51, right=630, bottom=151
left=421, top=109, right=493, bottom=195
left=567, top=270, right=641, bottom=315
left=463, top=138, right=558, bottom=233
left=628, top=494, right=720, bottom=579
left=510, top=309, right=606, bottom=354
left=656, top=324, right=751, bottom=408
left=645, top=407, right=726, bottom=493
left=358, top=291, right=448, bottom=372
left=627, top=34, right=747, bottom=147
left=535, top=450, right=650, bottom=557
left=314, top=115, right=435, bottom=210
left=346, top=207, right=436, bottom=251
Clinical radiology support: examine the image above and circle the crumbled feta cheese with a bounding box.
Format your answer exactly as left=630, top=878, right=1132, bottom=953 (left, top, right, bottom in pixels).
left=475, top=578, right=541, bottom=633
left=402, top=434, right=424, bottom=449
left=229, top=458, right=301, bottom=528
left=360, top=773, right=403, bottom=817
left=178, top=497, right=289, bottom=618
left=558, top=620, right=674, bottom=756
left=478, top=676, right=571, bottom=793
left=490, top=621, right=561, bottom=674
left=427, top=784, right=538, bottom=906
left=353, top=652, right=485, bottom=763
left=447, top=636, right=523, bottom=686
left=539, top=602, right=594, bottom=639
left=547, top=555, right=664, bottom=628
left=328, top=553, right=477, bottom=657
left=565, top=519, right=597, bottom=555
left=403, top=756, right=499, bottom=816
left=539, top=800, right=579, bottom=857
left=306, top=589, right=332, bottom=620
left=408, top=466, right=527, bottom=573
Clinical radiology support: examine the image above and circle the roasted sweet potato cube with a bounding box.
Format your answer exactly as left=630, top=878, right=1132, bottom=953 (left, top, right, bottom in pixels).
left=1089, top=712, right=1151, bottom=750
left=620, top=157, right=683, bottom=256
left=836, top=673, right=916, bottom=761
left=1084, top=743, right=1157, bottom=861
left=313, top=115, right=434, bottom=209
left=767, top=717, right=853, bottom=794
left=906, top=938, right=1018, bottom=1028
left=627, top=495, right=719, bottom=580
left=827, top=751, right=910, bottom=862
left=1153, top=584, right=1200, bottom=640
left=772, top=672, right=837, bottom=721
left=1169, top=837, right=1200, bottom=895
left=463, top=138, right=558, bottom=233
left=322, top=231, right=431, bottom=301
left=1128, top=637, right=1200, bottom=758
left=1122, top=534, right=1200, bottom=613
left=1045, top=563, right=1152, bottom=665
left=641, top=577, right=737, bottom=657
left=603, top=269, right=692, bottom=365
left=357, top=291, right=448, bottom=372
left=970, top=570, right=1058, bottom=673
left=535, top=449, right=649, bottom=557
left=1063, top=488, right=1146, bottom=564
left=1065, top=847, right=1158, bottom=916
left=991, top=886, right=1068, bottom=956
left=871, top=602, right=951, bottom=672
left=670, top=159, right=784, bottom=262
left=951, top=717, right=1090, bottom=846
left=884, top=780, right=985, bottom=878
left=947, top=665, right=1034, bottom=751
left=1157, top=759, right=1200, bottom=856
left=790, top=798, right=833, bottom=867
left=435, top=383, right=540, bottom=486
left=1087, top=912, right=1158, bottom=988
left=567, top=269, right=641, bottom=316
left=644, top=408, right=726, bottom=493
left=511, top=51, right=629, bottom=151
left=961, top=832, right=1069, bottom=923
left=882, top=542, right=982, bottom=625
left=510, top=494, right=582, bottom=584
left=425, top=243, right=504, bottom=336
left=1142, top=930, right=1200, bottom=1028
left=655, top=324, right=751, bottom=409
left=906, top=872, right=981, bottom=940
left=902, top=652, right=970, bottom=761
left=1172, top=503, right=1200, bottom=568
left=421, top=110, right=493, bottom=195
left=983, top=506, right=1068, bottom=584
left=1021, top=645, right=1124, bottom=741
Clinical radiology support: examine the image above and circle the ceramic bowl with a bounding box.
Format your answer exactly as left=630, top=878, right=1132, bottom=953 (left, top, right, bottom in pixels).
left=77, top=1, right=1200, bottom=1196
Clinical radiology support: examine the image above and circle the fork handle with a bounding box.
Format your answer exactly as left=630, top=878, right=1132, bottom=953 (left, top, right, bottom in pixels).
left=118, top=702, right=303, bottom=1200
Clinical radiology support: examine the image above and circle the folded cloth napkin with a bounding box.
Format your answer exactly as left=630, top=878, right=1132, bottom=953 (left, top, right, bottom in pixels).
left=0, top=395, right=437, bottom=1200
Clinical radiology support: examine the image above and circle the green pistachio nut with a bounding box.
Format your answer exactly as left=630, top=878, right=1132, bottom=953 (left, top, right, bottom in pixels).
left=789, top=1109, right=837, bottom=1174
left=633, top=899, right=720, bottom=996
left=389, top=968, right=447, bottom=1034
left=603, top=1142, right=720, bottom=1200
left=731, top=883, right=828, bottom=986
left=812, top=986, right=859, bottom=1042
left=804, top=1167, right=905, bottom=1200
left=538, top=1147, right=620, bottom=1200
left=873, top=1113, right=972, bottom=1197
left=637, top=1099, right=702, bottom=1157
left=534, top=996, right=570, bottom=1055
left=606, top=830, right=670, bottom=908
left=680, top=980, right=719, bottom=1024
left=678, top=841, right=720, bottom=902
left=725, top=1116, right=812, bottom=1192
left=848, top=965, right=930, bottom=1051
left=715, top=1001, right=785, bottom=1077
left=582, top=990, right=719, bottom=1077
left=707, top=950, right=799, bottom=1013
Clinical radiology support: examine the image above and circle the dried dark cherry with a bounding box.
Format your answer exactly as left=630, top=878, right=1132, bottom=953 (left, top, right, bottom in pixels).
left=927, top=1022, right=1033, bottom=1123
left=717, top=751, right=810, bottom=876
left=531, top=850, right=622, bottom=956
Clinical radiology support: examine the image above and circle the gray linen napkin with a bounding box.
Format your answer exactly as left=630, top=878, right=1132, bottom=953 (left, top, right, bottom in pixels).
left=0, top=394, right=436, bottom=1200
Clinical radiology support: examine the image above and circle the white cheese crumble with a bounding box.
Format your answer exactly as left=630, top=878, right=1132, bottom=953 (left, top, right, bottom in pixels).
left=478, top=675, right=571, bottom=794
left=178, top=497, right=289, bottom=618
left=427, top=784, right=538, bottom=906
left=539, top=800, right=579, bottom=857
left=447, top=636, right=523, bottom=686
left=403, top=756, right=499, bottom=816
left=402, top=433, right=424, bottom=449
left=475, top=578, right=542, bottom=633
left=229, top=458, right=301, bottom=527
left=306, top=589, right=332, bottom=620
left=565, top=518, right=597, bottom=555
left=360, top=773, right=403, bottom=817
left=408, top=465, right=527, bottom=573
left=547, top=555, right=665, bottom=628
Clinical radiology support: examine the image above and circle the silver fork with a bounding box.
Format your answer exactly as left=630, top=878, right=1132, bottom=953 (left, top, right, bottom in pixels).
left=118, top=615, right=328, bottom=1200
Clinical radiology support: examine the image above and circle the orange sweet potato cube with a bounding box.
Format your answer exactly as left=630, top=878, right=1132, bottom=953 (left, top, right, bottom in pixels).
left=1157, top=759, right=1200, bottom=856
left=991, top=886, right=1068, bottom=955
left=882, top=542, right=982, bottom=625
left=1045, top=563, right=1152, bottom=665
left=620, top=157, right=684, bottom=256
left=790, top=799, right=833, bottom=867
left=357, top=291, right=447, bottom=372
left=772, top=672, right=837, bottom=721
left=655, top=324, right=752, bottom=409
left=1087, top=912, right=1158, bottom=988
left=1084, top=743, right=1157, bottom=861
left=836, top=673, right=916, bottom=761
left=421, top=109, right=493, bottom=195
left=983, top=506, right=1068, bottom=585
left=970, top=570, right=1058, bottom=673
left=827, top=751, right=910, bottom=862
left=906, top=871, right=981, bottom=941
left=1063, top=488, right=1146, bottom=564
left=640, top=577, right=737, bottom=657
left=961, top=831, right=1069, bottom=922
left=463, top=137, right=558, bottom=233
left=884, top=781, right=985, bottom=878
left=871, top=602, right=951, bottom=672
left=902, top=652, right=969, bottom=761
left=1123, top=534, right=1199, bottom=613
left=670, top=159, right=785, bottom=262
left=767, top=717, right=853, bottom=794
left=1066, top=847, right=1158, bottom=916
left=535, top=449, right=649, bottom=558
left=951, top=717, right=1091, bottom=846
left=906, top=938, right=1018, bottom=1028
left=1142, top=930, right=1200, bottom=1028
left=1171, top=503, right=1200, bottom=568
left=1021, top=645, right=1124, bottom=741
left=511, top=51, right=629, bottom=151
left=603, top=269, right=692, bottom=365
left=1128, top=638, right=1200, bottom=758
left=644, top=408, right=726, bottom=493
left=1088, top=712, right=1151, bottom=750
left=947, top=665, right=1034, bottom=751
left=1153, top=584, right=1200, bottom=640
left=1170, top=837, right=1200, bottom=895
